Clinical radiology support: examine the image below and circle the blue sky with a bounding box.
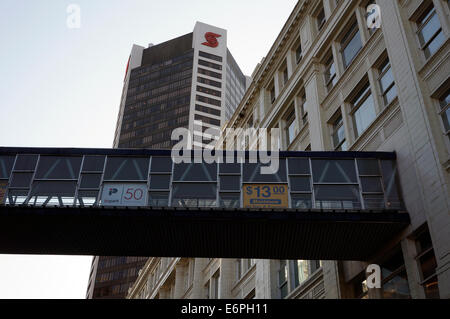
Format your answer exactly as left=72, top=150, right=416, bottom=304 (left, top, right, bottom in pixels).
left=0, top=0, right=297, bottom=298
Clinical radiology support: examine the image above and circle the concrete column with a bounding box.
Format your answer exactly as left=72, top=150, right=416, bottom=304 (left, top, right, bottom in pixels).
left=322, top=261, right=341, bottom=299
left=191, top=258, right=208, bottom=298
left=173, top=262, right=187, bottom=299
left=401, top=238, right=426, bottom=299
left=379, top=0, right=450, bottom=298
left=219, top=259, right=235, bottom=299
left=304, top=64, right=326, bottom=150
left=258, top=89, right=268, bottom=121
left=278, top=119, right=286, bottom=150
left=323, top=0, right=334, bottom=20
left=255, top=260, right=273, bottom=299
left=274, top=73, right=281, bottom=98
left=286, top=50, right=295, bottom=79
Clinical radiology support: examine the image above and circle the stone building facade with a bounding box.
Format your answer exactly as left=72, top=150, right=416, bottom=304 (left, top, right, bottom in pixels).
left=128, top=0, right=450, bottom=299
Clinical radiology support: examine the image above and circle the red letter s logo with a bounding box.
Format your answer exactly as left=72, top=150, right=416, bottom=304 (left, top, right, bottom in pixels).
left=202, top=32, right=221, bottom=48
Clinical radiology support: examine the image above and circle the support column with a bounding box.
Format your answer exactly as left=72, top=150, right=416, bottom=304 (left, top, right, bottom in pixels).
left=191, top=258, right=208, bottom=299
left=219, top=259, right=235, bottom=299
left=173, top=261, right=187, bottom=299
left=379, top=0, right=450, bottom=299
left=304, top=62, right=326, bottom=150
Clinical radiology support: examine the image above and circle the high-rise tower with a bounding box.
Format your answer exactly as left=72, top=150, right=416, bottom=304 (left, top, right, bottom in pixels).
left=86, top=22, right=247, bottom=299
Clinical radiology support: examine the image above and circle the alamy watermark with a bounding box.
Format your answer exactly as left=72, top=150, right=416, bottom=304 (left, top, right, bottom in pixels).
left=171, top=122, right=281, bottom=175
left=367, top=4, right=382, bottom=30
left=366, top=264, right=381, bottom=289
left=66, top=4, right=81, bottom=29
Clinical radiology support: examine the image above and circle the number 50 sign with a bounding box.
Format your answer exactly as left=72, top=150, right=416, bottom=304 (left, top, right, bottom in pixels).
left=101, top=183, right=148, bottom=207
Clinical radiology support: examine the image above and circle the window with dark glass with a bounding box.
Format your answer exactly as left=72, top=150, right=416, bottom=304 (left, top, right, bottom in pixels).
left=282, top=64, right=289, bottom=86
left=243, top=160, right=287, bottom=184
left=290, top=260, right=309, bottom=289
left=148, top=192, right=169, bottom=207
left=9, top=172, right=33, bottom=188
left=416, top=4, right=445, bottom=59
left=198, top=68, right=222, bottom=79
left=219, top=193, right=240, bottom=208
left=285, top=107, right=296, bottom=146
left=77, top=190, right=99, bottom=207
left=299, top=93, right=308, bottom=126
left=198, top=59, right=222, bottom=70
left=82, top=156, right=105, bottom=172
left=171, top=183, right=217, bottom=208
left=378, top=57, right=397, bottom=106
left=295, top=41, right=303, bottom=63
left=35, top=156, right=82, bottom=180
left=380, top=160, right=404, bottom=209
left=341, top=21, right=362, bottom=68
left=269, top=83, right=276, bottom=104
left=288, top=158, right=312, bottom=209
left=351, top=82, right=376, bottom=138
left=14, top=155, right=38, bottom=171
left=379, top=248, right=411, bottom=299
left=312, top=159, right=360, bottom=209
left=197, top=85, right=221, bottom=97
left=438, top=89, right=450, bottom=142
left=79, top=174, right=102, bottom=189
left=316, top=7, right=326, bottom=31
left=196, top=95, right=221, bottom=107
left=324, top=54, right=337, bottom=92
left=104, top=157, right=149, bottom=181
left=195, top=104, right=221, bottom=117
left=357, top=159, right=385, bottom=209
left=278, top=260, right=288, bottom=299
left=197, top=76, right=222, bottom=88
left=194, top=114, right=221, bottom=127
left=415, top=227, right=440, bottom=298
left=199, top=51, right=223, bottom=62
left=331, top=113, right=348, bottom=151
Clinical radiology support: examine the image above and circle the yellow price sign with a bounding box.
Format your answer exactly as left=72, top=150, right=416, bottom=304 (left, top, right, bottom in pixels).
left=243, top=184, right=289, bottom=208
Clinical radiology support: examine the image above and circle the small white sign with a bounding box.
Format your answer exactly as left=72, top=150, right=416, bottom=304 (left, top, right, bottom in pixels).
left=101, top=183, right=148, bottom=207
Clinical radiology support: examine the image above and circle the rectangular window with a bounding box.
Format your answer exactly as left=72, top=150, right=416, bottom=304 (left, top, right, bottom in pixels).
left=195, top=104, right=221, bottom=117
left=379, top=249, right=411, bottom=299
left=198, top=68, right=222, bottom=79
left=269, top=84, right=276, bottom=104
left=199, top=51, right=223, bottom=62
left=317, top=7, right=326, bottom=31
left=291, top=260, right=309, bottom=289
left=341, top=21, right=362, bottom=68
left=282, top=66, right=289, bottom=85
left=295, top=41, right=303, bottom=63
left=196, top=95, right=221, bottom=107
left=212, top=271, right=220, bottom=299
left=439, top=89, right=450, bottom=141
left=324, top=54, right=337, bottom=91
left=351, top=82, right=376, bottom=138
left=379, top=58, right=397, bottom=106
left=197, top=76, right=222, bottom=88
left=278, top=260, right=288, bottom=299
left=197, top=85, right=222, bottom=97
left=332, top=114, right=348, bottom=151
left=285, top=107, right=296, bottom=146
left=198, top=59, right=222, bottom=70
left=416, top=228, right=440, bottom=298
left=194, top=114, right=221, bottom=127
left=299, top=93, right=308, bottom=126
left=416, top=4, right=445, bottom=59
